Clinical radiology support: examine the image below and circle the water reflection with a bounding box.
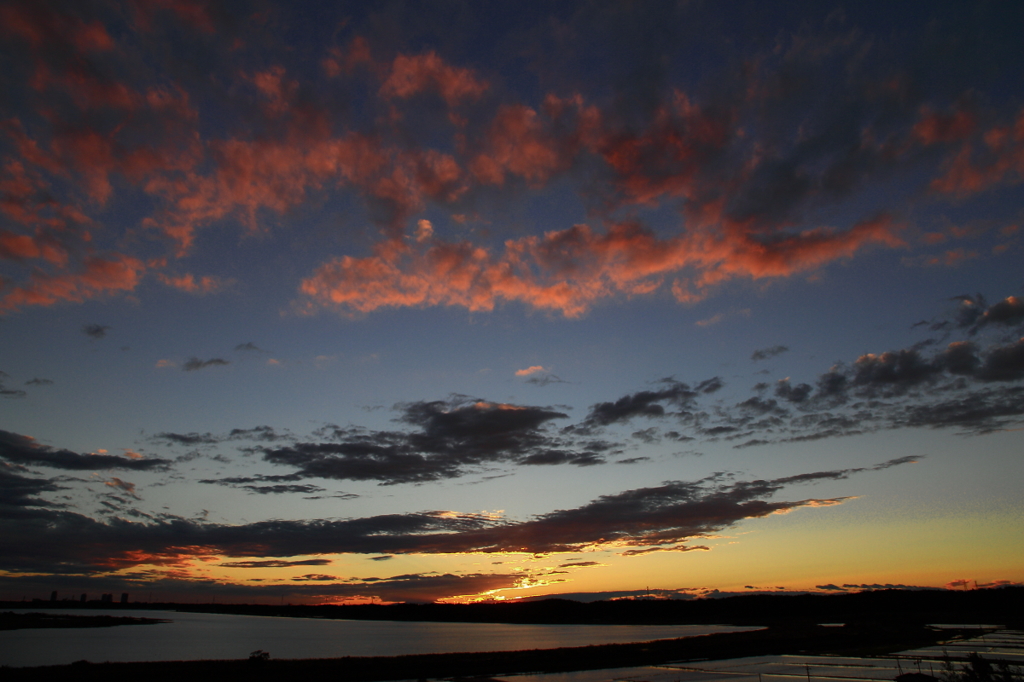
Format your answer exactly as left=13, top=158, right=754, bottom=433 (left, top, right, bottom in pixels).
left=0, top=608, right=758, bottom=668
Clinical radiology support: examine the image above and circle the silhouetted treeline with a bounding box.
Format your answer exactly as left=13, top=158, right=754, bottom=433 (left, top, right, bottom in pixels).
left=7, top=586, right=1017, bottom=626
left=167, top=586, right=1024, bottom=626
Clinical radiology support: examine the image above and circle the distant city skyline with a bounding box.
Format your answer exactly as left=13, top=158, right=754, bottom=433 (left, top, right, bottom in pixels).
left=1, top=0, right=1022, bottom=604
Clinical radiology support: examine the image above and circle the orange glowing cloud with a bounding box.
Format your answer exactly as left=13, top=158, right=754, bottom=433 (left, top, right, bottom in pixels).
left=143, top=129, right=465, bottom=253
left=515, top=366, right=547, bottom=377
left=96, top=546, right=221, bottom=571
left=471, top=105, right=571, bottom=185
left=299, top=215, right=902, bottom=317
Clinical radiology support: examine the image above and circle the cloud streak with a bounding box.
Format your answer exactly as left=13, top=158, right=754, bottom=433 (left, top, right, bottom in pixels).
left=0, top=430, right=171, bottom=471
left=0, top=460, right=908, bottom=575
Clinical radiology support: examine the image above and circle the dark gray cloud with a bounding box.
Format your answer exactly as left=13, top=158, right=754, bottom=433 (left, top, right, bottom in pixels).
left=775, top=379, right=812, bottom=403
left=182, top=357, right=230, bottom=371
left=82, top=323, right=110, bottom=339
left=245, top=484, right=326, bottom=495
left=25, top=377, right=53, bottom=386
left=152, top=431, right=219, bottom=446
left=0, top=375, right=26, bottom=399
left=0, top=463, right=63, bottom=511
left=850, top=349, right=943, bottom=397
left=525, top=372, right=569, bottom=387
left=978, top=295, right=1024, bottom=327
left=531, top=296, right=1024, bottom=451
left=261, top=396, right=589, bottom=485
left=152, top=426, right=291, bottom=447
left=752, top=345, right=789, bottom=361
left=219, top=559, right=332, bottom=568
left=227, top=426, right=290, bottom=442
left=583, top=378, right=721, bottom=427
left=200, top=474, right=303, bottom=487
left=0, top=566, right=530, bottom=604
left=0, top=430, right=172, bottom=471
left=894, top=385, right=1024, bottom=434
left=234, top=342, right=264, bottom=352
left=975, top=338, right=1024, bottom=382
left=304, top=492, right=360, bottom=501
left=954, top=294, right=1024, bottom=334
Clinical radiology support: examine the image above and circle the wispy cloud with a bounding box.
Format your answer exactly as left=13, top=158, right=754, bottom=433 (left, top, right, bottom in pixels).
left=182, top=357, right=230, bottom=372
left=0, top=460, right=909, bottom=575
left=82, top=324, right=111, bottom=339
left=752, top=345, right=789, bottom=362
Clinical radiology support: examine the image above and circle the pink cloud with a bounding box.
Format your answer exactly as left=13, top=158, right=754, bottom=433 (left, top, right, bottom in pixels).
left=244, top=66, right=300, bottom=118
left=931, top=107, right=1024, bottom=196
left=0, top=253, right=146, bottom=313
left=380, top=51, right=489, bottom=109
left=323, top=37, right=373, bottom=78
left=912, top=106, right=975, bottom=146
left=142, top=123, right=468, bottom=253
left=130, top=0, right=217, bottom=35
left=596, top=91, right=733, bottom=207
left=471, top=105, right=568, bottom=186
left=0, top=3, right=114, bottom=52
left=515, top=366, right=546, bottom=377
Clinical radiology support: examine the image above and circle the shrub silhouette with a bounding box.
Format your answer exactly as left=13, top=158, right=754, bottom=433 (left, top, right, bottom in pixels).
left=941, top=653, right=1022, bottom=682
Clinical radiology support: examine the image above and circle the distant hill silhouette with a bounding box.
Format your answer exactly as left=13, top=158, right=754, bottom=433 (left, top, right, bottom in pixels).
left=13, top=586, right=1016, bottom=627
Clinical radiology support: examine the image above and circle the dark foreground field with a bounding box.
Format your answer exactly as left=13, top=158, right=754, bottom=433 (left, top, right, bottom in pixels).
left=0, top=621, right=984, bottom=682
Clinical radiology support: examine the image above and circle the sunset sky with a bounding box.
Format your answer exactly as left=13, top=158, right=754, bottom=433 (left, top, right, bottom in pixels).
left=1, top=0, right=1022, bottom=605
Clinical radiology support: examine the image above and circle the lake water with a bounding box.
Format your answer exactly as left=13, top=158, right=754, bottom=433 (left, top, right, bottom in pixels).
left=0, top=608, right=759, bottom=668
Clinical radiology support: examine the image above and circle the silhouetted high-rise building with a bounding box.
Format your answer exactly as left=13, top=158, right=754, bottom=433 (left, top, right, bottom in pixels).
left=120, top=593, right=128, bottom=604
left=101, top=593, right=112, bottom=603
left=50, top=591, right=57, bottom=602
left=80, top=593, right=86, bottom=603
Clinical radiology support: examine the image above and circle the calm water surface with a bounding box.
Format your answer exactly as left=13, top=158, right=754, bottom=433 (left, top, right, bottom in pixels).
left=0, top=608, right=758, bottom=667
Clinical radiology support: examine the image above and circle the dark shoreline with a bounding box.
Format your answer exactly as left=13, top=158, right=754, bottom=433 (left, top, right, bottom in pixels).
left=5, top=586, right=1021, bottom=626
left=4, top=588, right=1018, bottom=681
left=0, top=622, right=986, bottom=682
left=0, top=611, right=169, bottom=631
